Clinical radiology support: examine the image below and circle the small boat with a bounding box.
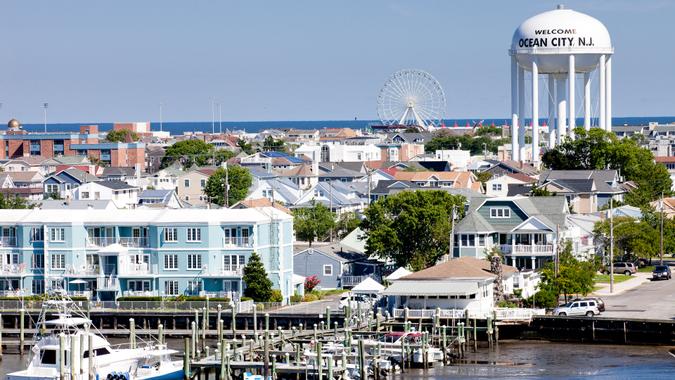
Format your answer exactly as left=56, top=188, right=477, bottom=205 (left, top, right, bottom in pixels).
left=368, top=331, right=444, bottom=366
left=7, top=291, right=183, bottom=380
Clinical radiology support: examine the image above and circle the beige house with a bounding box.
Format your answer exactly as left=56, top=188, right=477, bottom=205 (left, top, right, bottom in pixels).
left=176, top=167, right=216, bottom=206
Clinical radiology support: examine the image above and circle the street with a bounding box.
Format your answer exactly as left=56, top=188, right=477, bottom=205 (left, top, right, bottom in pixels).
left=599, top=275, right=675, bottom=320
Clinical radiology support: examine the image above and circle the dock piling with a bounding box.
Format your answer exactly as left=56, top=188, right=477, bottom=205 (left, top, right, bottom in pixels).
left=19, top=308, right=25, bottom=355
left=183, top=337, right=190, bottom=380
left=130, top=318, right=136, bottom=349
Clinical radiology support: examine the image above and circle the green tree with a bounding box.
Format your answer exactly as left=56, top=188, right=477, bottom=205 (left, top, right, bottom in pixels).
left=161, top=140, right=212, bottom=169
left=475, top=171, right=492, bottom=186
left=242, top=252, right=274, bottom=302
left=262, top=136, right=286, bottom=152
left=204, top=165, right=253, bottom=207
left=425, top=130, right=508, bottom=156
left=237, top=138, right=254, bottom=155
left=530, top=185, right=555, bottom=197
left=335, top=212, right=361, bottom=240
left=541, top=128, right=672, bottom=207
left=105, top=129, right=140, bottom=143
left=292, top=201, right=336, bottom=246
left=539, top=241, right=597, bottom=302
left=0, top=193, right=30, bottom=209
left=361, top=190, right=466, bottom=271
left=594, top=213, right=673, bottom=265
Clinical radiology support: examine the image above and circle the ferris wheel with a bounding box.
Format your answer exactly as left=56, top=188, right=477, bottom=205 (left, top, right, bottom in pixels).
left=377, top=69, right=446, bottom=130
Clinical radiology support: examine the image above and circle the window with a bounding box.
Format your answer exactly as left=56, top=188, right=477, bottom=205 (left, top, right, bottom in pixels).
left=187, top=228, right=201, bottom=242
left=30, top=227, right=44, bottom=242
left=49, top=228, right=65, bottom=242
left=187, top=254, right=202, bottom=270
left=184, top=179, right=190, bottom=188
left=32, top=279, right=44, bottom=295
left=223, top=255, right=246, bottom=271
left=45, top=184, right=59, bottom=194
left=164, top=280, right=179, bottom=296
left=128, top=280, right=150, bottom=292
left=164, top=228, right=178, bottom=242
left=200, top=179, right=206, bottom=188
left=460, top=234, right=475, bottom=247
left=81, top=192, right=90, bottom=199
left=32, top=254, right=44, bottom=269
left=492, top=183, right=502, bottom=191
left=51, top=254, right=65, bottom=270
left=164, top=254, right=178, bottom=270
left=187, top=280, right=202, bottom=294
left=489, top=207, right=511, bottom=219
left=478, top=235, right=485, bottom=247
left=323, top=264, right=333, bottom=276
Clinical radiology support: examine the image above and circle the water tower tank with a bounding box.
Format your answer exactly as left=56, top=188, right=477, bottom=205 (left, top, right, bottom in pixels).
left=511, top=5, right=613, bottom=73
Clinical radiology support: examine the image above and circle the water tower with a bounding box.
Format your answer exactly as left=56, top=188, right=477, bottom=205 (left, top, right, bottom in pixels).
left=510, top=5, right=613, bottom=163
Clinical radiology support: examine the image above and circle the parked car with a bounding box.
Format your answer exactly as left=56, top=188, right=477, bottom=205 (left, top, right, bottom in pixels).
left=604, top=262, right=637, bottom=276
left=553, top=299, right=601, bottom=317
left=652, top=265, right=672, bottom=280
left=571, top=297, right=605, bottom=312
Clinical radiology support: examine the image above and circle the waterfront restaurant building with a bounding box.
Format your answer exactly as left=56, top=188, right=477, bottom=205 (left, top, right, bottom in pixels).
left=0, top=207, right=294, bottom=302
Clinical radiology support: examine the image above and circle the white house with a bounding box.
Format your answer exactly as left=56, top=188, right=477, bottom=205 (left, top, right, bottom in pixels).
left=383, top=257, right=521, bottom=318
left=72, top=180, right=140, bottom=208
left=246, top=177, right=303, bottom=206
left=485, top=173, right=536, bottom=197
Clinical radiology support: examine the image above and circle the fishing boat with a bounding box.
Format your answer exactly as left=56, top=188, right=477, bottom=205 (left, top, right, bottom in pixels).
left=6, top=291, right=183, bottom=380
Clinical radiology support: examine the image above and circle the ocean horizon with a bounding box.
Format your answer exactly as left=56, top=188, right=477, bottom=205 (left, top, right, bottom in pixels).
left=14, top=116, right=675, bottom=135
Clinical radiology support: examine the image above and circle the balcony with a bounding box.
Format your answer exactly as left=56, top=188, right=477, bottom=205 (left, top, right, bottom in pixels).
left=97, top=276, right=119, bottom=291
left=87, top=237, right=149, bottom=248
left=65, top=265, right=100, bottom=276
left=223, top=236, right=253, bottom=248
left=216, top=266, right=244, bottom=277
left=501, top=244, right=554, bottom=255
left=123, top=262, right=150, bottom=275
left=341, top=275, right=371, bottom=288
left=0, top=264, right=27, bottom=275
left=68, top=290, right=93, bottom=299
left=0, top=237, right=17, bottom=247
left=123, top=290, right=159, bottom=297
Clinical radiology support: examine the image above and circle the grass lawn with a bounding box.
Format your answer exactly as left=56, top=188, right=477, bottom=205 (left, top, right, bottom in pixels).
left=638, top=265, right=655, bottom=273
left=594, top=274, right=632, bottom=283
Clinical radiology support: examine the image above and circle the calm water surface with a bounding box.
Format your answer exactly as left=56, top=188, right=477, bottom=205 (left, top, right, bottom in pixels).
left=1, top=340, right=673, bottom=379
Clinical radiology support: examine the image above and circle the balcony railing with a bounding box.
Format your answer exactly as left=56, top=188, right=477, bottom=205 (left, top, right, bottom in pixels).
left=341, top=275, right=371, bottom=288
left=123, top=262, right=150, bottom=275
left=123, top=290, right=158, bottom=297
left=217, top=266, right=244, bottom=277
left=223, top=236, right=253, bottom=248
left=87, top=237, right=149, bottom=248
left=97, top=276, right=119, bottom=291
left=501, top=244, right=554, bottom=255
left=0, top=264, right=27, bottom=275
left=65, top=265, right=100, bottom=276
left=68, top=290, right=93, bottom=299
left=0, top=237, right=17, bottom=247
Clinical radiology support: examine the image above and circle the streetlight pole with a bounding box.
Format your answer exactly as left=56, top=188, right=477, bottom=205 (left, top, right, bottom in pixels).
left=211, top=99, right=215, bottom=134
left=609, top=197, right=614, bottom=294
left=218, top=103, right=222, bottom=134
left=42, top=103, right=49, bottom=132
left=660, top=192, right=664, bottom=265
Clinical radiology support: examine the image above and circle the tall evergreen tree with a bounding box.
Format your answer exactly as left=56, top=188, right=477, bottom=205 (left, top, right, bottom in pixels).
left=242, top=252, right=274, bottom=302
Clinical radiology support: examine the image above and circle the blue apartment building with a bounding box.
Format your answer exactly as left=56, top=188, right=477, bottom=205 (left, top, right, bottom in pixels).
left=0, top=207, right=294, bottom=302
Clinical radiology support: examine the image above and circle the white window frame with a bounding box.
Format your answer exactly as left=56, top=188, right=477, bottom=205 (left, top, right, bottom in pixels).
left=49, top=228, right=65, bottom=242
left=30, top=227, right=44, bottom=242
left=489, top=207, right=511, bottom=219
left=164, top=280, right=179, bottom=296
left=32, top=253, right=44, bottom=269
left=164, top=228, right=178, bottom=242
left=492, top=183, right=502, bottom=191
left=51, top=253, right=65, bottom=270
left=187, top=254, right=202, bottom=270
left=323, top=264, right=333, bottom=276
left=187, top=228, right=201, bottom=242
left=163, top=254, right=178, bottom=270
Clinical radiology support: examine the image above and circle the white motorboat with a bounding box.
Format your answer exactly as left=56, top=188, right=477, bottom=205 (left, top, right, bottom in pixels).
left=7, top=292, right=183, bottom=380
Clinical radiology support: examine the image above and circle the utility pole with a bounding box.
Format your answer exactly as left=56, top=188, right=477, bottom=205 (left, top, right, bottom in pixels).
left=610, top=197, right=614, bottom=293
left=222, top=161, right=230, bottom=208
left=555, top=224, right=560, bottom=277
left=660, top=192, right=664, bottom=265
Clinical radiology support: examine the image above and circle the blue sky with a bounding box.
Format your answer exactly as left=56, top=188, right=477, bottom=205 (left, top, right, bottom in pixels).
left=2, top=0, right=674, bottom=123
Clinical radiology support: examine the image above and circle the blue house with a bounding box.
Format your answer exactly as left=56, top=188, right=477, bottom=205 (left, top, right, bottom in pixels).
left=43, top=168, right=98, bottom=199
left=0, top=207, right=294, bottom=303
left=293, top=244, right=381, bottom=290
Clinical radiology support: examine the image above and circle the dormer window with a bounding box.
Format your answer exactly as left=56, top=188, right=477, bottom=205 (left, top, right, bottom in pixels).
left=490, top=207, right=511, bottom=218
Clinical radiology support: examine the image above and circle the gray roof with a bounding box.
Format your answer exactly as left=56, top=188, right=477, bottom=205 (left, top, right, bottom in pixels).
left=548, top=179, right=595, bottom=193
left=97, top=180, right=138, bottom=190
left=456, top=196, right=568, bottom=234
left=538, top=170, right=622, bottom=193
left=101, top=167, right=136, bottom=177
left=293, top=244, right=367, bottom=263
left=139, top=189, right=174, bottom=203
left=59, top=168, right=99, bottom=183
left=318, top=163, right=365, bottom=179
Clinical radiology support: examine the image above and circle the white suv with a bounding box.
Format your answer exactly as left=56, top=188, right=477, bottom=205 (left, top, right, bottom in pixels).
left=553, top=299, right=600, bottom=317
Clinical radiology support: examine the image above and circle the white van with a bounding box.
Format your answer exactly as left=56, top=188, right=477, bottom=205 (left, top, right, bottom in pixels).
left=553, top=299, right=600, bottom=317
